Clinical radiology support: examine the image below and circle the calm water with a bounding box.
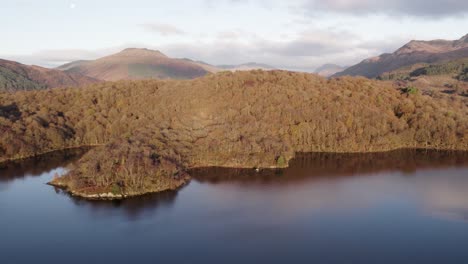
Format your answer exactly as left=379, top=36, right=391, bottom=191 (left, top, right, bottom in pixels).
left=1, top=150, right=468, bottom=264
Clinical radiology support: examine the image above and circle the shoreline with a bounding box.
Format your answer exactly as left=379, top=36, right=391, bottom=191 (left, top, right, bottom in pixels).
left=48, top=175, right=191, bottom=201
left=0, top=144, right=103, bottom=165
left=3, top=145, right=466, bottom=166
left=6, top=146, right=465, bottom=201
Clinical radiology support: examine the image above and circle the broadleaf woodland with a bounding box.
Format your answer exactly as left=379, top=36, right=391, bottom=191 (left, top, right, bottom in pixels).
left=0, top=70, right=466, bottom=198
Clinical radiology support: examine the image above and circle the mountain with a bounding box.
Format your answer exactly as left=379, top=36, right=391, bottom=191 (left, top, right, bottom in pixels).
left=57, top=48, right=210, bottom=81
left=181, top=59, right=223, bottom=73
left=0, top=59, right=100, bottom=92
left=333, top=34, right=468, bottom=78
left=314, top=64, right=347, bottom=77
left=217, top=62, right=276, bottom=71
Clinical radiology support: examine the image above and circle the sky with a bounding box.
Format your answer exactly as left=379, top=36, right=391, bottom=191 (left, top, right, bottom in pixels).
left=1, top=0, right=468, bottom=71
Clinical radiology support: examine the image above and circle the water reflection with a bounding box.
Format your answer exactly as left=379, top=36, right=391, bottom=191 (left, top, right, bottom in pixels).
left=190, top=149, right=468, bottom=224
left=1, top=149, right=468, bottom=264
left=0, top=148, right=90, bottom=184
left=414, top=169, right=468, bottom=222
left=1, top=148, right=467, bottom=222
left=68, top=190, right=179, bottom=221
left=191, top=149, right=468, bottom=185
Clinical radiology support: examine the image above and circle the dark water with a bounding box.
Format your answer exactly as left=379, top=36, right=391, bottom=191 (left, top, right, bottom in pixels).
left=1, top=150, right=468, bottom=264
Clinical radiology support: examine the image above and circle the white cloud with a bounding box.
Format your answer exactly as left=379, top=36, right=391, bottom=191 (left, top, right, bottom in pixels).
left=140, top=23, right=186, bottom=36
left=2, top=26, right=410, bottom=71
left=302, top=0, right=468, bottom=17
left=2, top=0, right=466, bottom=70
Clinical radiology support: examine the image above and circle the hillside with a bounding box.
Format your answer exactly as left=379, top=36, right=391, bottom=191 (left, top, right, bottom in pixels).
left=315, top=64, right=347, bottom=77
left=334, top=34, right=468, bottom=78
left=57, top=48, right=210, bottom=81
left=378, top=58, right=468, bottom=97
left=181, top=59, right=223, bottom=73
left=378, top=58, right=468, bottom=81
left=0, top=59, right=100, bottom=92
left=0, top=71, right=466, bottom=199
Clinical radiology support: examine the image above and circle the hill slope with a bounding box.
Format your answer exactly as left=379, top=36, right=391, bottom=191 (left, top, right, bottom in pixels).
left=57, top=48, right=210, bottom=81
left=377, top=58, right=468, bottom=97
left=0, top=59, right=100, bottom=92
left=334, top=34, right=468, bottom=78
left=0, top=71, right=466, bottom=198
left=378, top=58, right=468, bottom=81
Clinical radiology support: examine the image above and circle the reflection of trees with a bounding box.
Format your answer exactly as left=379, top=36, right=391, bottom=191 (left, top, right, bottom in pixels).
left=0, top=148, right=90, bottom=183
left=68, top=189, right=179, bottom=221
left=191, top=149, right=468, bottom=185
left=0, top=147, right=180, bottom=219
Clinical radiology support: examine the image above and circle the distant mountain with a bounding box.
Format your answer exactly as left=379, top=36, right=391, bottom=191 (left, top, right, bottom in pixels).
left=182, top=60, right=277, bottom=73
left=57, top=48, right=210, bottom=81
left=333, top=34, right=468, bottom=78
left=217, top=62, right=276, bottom=72
left=57, top=60, right=92, bottom=71
left=314, top=64, right=347, bottom=77
left=181, top=59, right=223, bottom=73
left=0, top=59, right=100, bottom=92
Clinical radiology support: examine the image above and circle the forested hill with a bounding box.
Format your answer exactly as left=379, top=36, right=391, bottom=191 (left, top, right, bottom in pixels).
left=0, top=70, right=466, bottom=198
left=0, top=59, right=100, bottom=92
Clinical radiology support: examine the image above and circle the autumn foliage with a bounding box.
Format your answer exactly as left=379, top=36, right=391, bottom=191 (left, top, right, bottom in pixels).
left=0, top=70, right=467, bottom=197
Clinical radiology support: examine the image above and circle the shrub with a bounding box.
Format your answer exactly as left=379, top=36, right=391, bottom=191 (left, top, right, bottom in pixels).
left=276, top=156, right=287, bottom=168
left=403, top=86, right=419, bottom=95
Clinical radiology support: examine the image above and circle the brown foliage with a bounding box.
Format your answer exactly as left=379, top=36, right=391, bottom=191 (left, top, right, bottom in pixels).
left=0, top=70, right=467, bottom=196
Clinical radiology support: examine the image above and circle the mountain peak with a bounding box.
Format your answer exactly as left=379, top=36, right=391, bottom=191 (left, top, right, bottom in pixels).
left=395, top=37, right=466, bottom=55
left=57, top=48, right=209, bottom=81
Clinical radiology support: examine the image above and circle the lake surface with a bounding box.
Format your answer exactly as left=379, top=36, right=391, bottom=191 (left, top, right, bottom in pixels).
left=1, top=149, right=468, bottom=264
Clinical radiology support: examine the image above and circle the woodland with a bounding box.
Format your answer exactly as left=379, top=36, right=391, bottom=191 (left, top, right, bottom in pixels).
left=0, top=70, right=466, bottom=198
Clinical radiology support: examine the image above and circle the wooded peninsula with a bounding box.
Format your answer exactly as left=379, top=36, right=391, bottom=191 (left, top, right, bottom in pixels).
left=0, top=71, right=466, bottom=199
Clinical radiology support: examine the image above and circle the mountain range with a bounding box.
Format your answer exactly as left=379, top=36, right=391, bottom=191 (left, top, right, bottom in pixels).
left=1, top=34, right=467, bottom=92
left=334, top=34, right=468, bottom=78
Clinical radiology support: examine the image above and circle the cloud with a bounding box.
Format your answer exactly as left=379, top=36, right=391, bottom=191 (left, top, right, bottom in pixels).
left=0, top=46, right=136, bottom=67
left=158, top=28, right=399, bottom=71
left=302, top=0, right=468, bottom=17
left=2, top=27, right=406, bottom=71
left=140, top=23, right=186, bottom=36
left=262, top=29, right=358, bottom=57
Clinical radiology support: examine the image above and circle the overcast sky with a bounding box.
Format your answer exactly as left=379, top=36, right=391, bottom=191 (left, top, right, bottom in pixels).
left=1, top=0, right=467, bottom=71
